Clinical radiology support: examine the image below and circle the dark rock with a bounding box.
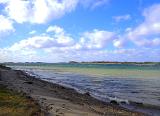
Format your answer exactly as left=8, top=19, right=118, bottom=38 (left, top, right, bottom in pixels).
left=110, top=100, right=119, bottom=105
left=56, top=109, right=59, bottom=112
left=24, top=81, right=33, bottom=84
left=41, top=98, right=47, bottom=100
left=130, top=101, right=143, bottom=106
left=131, top=91, right=139, bottom=93
left=120, top=101, right=127, bottom=104
left=84, top=92, right=90, bottom=96
left=26, top=95, right=32, bottom=99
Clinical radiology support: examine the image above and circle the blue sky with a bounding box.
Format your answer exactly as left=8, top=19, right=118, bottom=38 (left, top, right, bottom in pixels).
left=0, top=0, right=160, bottom=62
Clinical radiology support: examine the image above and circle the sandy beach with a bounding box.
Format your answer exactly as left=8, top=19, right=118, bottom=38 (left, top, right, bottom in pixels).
left=0, top=67, right=146, bottom=116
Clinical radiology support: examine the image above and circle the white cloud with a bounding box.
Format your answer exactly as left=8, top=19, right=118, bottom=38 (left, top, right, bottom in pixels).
left=2, top=47, right=160, bottom=62
left=113, top=14, right=131, bottom=22
left=113, top=39, right=126, bottom=48
left=2, top=20, right=159, bottom=62
left=10, top=26, right=74, bottom=50
left=80, top=0, right=109, bottom=9
left=127, top=4, right=160, bottom=47
left=10, top=35, right=74, bottom=50
left=0, top=47, right=37, bottom=62
left=36, top=47, right=160, bottom=62
left=2, top=0, right=79, bottom=24
left=4, top=0, right=30, bottom=23
left=0, top=26, right=120, bottom=62
left=0, top=0, right=110, bottom=25
left=143, top=4, right=160, bottom=23
left=90, top=0, right=109, bottom=9
left=0, top=0, right=9, bottom=4
left=29, top=30, right=36, bottom=35
left=152, top=38, right=160, bottom=46
left=77, top=29, right=116, bottom=50
left=10, top=36, right=55, bottom=49
left=46, top=25, right=64, bottom=34
left=0, top=15, right=14, bottom=35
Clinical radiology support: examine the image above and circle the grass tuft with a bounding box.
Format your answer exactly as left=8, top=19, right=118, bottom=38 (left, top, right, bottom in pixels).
left=0, top=85, right=44, bottom=116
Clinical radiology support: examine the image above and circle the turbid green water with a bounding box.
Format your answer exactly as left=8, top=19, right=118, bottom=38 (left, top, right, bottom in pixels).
left=8, top=63, right=160, bottom=78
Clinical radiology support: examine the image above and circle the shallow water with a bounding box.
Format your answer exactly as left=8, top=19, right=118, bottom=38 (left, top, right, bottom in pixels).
left=8, top=63, right=160, bottom=107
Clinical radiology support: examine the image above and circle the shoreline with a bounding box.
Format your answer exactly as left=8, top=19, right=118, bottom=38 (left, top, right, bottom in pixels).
left=30, top=71, right=160, bottom=116
left=0, top=67, right=148, bottom=116
left=40, top=74, right=160, bottom=111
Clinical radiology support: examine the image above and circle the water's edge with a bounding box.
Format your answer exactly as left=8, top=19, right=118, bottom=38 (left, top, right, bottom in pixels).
left=24, top=70, right=160, bottom=116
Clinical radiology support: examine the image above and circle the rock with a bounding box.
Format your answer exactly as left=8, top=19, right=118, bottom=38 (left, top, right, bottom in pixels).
left=84, top=92, right=90, bottom=96
left=120, top=101, right=127, bottom=104
left=26, top=95, right=32, bottom=99
left=24, top=81, right=33, bottom=84
left=131, top=91, right=139, bottom=93
left=110, top=100, right=119, bottom=105
left=130, top=101, right=143, bottom=106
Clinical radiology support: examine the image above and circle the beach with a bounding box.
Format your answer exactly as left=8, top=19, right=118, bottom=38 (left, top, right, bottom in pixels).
left=0, top=66, right=146, bottom=116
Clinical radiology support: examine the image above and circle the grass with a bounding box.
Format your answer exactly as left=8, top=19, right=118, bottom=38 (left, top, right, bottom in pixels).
left=0, top=85, right=44, bottom=116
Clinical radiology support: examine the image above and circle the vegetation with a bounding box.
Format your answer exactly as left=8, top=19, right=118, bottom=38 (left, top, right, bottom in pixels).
left=0, top=64, right=11, bottom=70
left=80, top=61, right=160, bottom=65
left=0, top=85, right=44, bottom=116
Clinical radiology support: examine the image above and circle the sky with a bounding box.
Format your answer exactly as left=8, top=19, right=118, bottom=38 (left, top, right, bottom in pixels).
left=0, top=0, right=160, bottom=62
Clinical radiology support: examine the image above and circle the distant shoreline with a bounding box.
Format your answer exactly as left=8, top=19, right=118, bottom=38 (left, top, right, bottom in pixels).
left=1, top=61, right=160, bottom=66
left=69, top=61, right=160, bottom=65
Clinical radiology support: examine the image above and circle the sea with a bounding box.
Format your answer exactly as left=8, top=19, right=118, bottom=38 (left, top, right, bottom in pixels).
left=7, top=63, right=160, bottom=115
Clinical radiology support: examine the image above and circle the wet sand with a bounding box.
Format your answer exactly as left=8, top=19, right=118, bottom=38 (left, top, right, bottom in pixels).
left=0, top=67, right=146, bottom=116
